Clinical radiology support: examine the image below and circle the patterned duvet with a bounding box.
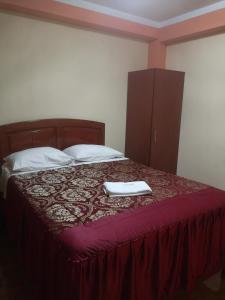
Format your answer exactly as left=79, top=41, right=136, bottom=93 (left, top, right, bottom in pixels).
left=12, top=159, right=207, bottom=234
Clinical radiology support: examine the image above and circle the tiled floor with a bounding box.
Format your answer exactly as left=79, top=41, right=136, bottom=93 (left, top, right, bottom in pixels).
left=173, top=280, right=225, bottom=300
left=0, top=227, right=225, bottom=300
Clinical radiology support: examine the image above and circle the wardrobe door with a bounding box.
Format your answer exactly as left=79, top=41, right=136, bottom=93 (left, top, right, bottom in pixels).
left=125, top=70, right=154, bottom=165
left=149, top=69, right=184, bottom=174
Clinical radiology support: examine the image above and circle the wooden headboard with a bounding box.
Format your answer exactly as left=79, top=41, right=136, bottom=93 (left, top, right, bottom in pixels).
left=0, top=119, right=105, bottom=160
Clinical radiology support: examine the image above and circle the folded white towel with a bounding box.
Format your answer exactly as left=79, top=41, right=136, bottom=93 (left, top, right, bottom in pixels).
left=103, top=181, right=152, bottom=197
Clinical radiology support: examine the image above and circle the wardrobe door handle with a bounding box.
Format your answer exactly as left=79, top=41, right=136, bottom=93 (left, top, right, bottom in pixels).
left=154, top=129, right=157, bottom=144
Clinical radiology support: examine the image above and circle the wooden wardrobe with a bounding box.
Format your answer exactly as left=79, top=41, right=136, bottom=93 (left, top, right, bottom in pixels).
left=125, top=68, right=185, bottom=174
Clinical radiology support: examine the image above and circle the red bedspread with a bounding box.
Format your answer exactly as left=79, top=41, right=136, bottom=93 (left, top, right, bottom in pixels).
left=5, top=160, right=225, bottom=300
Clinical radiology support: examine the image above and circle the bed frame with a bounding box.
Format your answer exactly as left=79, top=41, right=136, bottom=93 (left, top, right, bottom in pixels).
left=1, top=119, right=225, bottom=300
left=0, top=119, right=105, bottom=161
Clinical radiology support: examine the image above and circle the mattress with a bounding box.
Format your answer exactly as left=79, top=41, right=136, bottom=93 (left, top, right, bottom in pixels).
left=4, top=159, right=225, bottom=300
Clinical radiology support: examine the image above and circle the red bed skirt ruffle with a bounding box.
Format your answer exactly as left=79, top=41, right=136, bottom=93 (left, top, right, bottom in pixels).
left=5, top=181, right=225, bottom=300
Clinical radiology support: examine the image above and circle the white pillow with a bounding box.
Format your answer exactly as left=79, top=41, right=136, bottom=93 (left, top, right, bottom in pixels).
left=63, top=144, right=124, bottom=162
left=4, top=147, right=73, bottom=172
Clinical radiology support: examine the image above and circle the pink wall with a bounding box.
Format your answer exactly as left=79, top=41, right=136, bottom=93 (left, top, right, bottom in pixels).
left=148, top=41, right=166, bottom=69
left=159, top=8, right=225, bottom=44
left=0, top=0, right=158, bottom=41
left=1, top=0, right=225, bottom=68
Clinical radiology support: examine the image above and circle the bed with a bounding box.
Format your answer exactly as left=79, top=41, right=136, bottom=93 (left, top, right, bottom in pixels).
left=1, top=118, right=225, bottom=300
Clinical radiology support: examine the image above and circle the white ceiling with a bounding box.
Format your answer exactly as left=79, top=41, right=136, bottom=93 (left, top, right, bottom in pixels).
left=56, top=0, right=225, bottom=27
left=84, top=0, right=221, bottom=21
